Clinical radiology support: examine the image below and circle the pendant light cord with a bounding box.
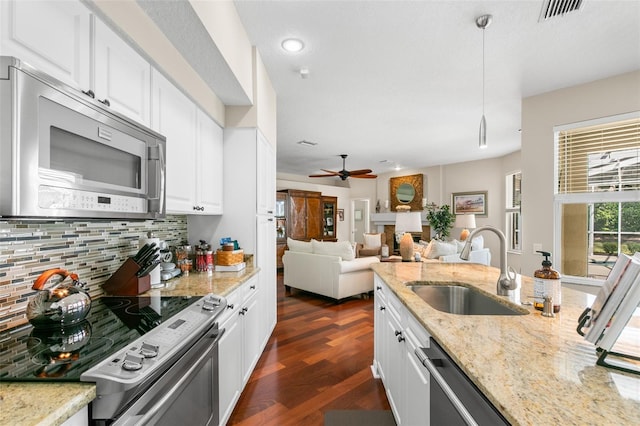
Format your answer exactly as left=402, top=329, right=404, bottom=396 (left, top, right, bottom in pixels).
left=482, top=27, right=485, bottom=116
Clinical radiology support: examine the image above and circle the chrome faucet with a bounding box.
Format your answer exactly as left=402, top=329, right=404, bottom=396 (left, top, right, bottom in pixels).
left=460, top=225, right=518, bottom=296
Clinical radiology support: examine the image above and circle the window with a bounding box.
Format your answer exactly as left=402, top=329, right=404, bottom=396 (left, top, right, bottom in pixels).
left=554, top=114, right=640, bottom=282
left=506, top=171, right=522, bottom=252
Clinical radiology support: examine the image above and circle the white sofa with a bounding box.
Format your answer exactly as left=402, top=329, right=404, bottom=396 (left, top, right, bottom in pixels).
left=283, top=238, right=380, bottom=301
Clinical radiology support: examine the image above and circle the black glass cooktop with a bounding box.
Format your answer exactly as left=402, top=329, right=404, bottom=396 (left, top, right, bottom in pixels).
left=0, top=295, right=199, bottom=382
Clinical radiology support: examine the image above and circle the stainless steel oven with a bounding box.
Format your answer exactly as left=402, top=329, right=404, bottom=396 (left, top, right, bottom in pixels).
left=0, top=293, right=227, bottom=426
left=0, top=56, right=165, bottom=219
left=105, top=323, right=223, bottom=426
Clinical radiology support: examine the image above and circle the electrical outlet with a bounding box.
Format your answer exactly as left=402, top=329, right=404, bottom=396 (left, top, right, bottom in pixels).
left=533, top=243, right=542, bottom=253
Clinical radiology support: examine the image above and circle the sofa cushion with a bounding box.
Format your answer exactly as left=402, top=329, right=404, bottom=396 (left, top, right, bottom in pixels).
left=427, top=240, right=458, bottom=259
left=363, top=233, right=382, bottom=250
left=339, top=256, right=380, bottom=273
left=472, top=235, right=484, bottom=251
left=287, top=237, right=313, bottom=253
left=312, top=239, right=355, bottom=261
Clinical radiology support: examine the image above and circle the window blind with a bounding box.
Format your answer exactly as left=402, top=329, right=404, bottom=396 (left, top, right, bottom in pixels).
left=557, top=117, right=640, bottom=194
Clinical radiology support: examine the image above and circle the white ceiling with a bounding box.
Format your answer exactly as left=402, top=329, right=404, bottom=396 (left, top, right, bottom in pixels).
left=231, top=0, right=640, bottom=178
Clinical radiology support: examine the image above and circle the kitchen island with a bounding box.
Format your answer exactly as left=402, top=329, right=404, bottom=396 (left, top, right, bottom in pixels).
left=372, top=261, right=640, bottom=425
left=0, top=265, right=259, bottom=426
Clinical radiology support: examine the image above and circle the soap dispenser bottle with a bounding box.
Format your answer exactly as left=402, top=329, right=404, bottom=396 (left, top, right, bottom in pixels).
left=533, top=251, right=561, bottom=313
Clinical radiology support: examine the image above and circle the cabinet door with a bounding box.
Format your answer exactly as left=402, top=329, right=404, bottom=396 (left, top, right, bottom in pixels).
left=241, top=282, right=261, bottom=385
left=383, top=306, right=405, bottom=424
left=256, top=132, right=275, bottom=215
left=195, top=109, right=223, bottom=214
left=306, top=194, right=323, bottom=240
left=151, top=69, right=197, bottom=213
left=258, top=216, right=277, bottom=342
left=94, top=19, right=151, bottom=126
left=218, top=308, right=242, bottom=426
left=288, top=194, right=307, bottom=240
left=0, top=0, right=90, bottom=89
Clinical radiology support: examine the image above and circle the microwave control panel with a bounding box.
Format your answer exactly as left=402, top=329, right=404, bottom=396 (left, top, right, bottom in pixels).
left=38, top=185, right=147, bottom=213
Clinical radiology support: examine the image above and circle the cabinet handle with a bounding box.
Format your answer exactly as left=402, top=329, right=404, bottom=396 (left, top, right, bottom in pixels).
left=397, top=335, right=405, bottom=343
left=98, top=98, right=110, bottom=107
left=250, top=285, right=256, bottom=290
left=227, top=304, right=235, bottom=310
left=394, top=330, right=402, bottom=336
left=239, top=307, right=248, bottom=315
left=379, top=306, right=386, bottom=311
left=193, top=206, right=205, bottom=211
left=82, top=89, right=95, bottom=98
left=376, top=286, right=382, bottom=291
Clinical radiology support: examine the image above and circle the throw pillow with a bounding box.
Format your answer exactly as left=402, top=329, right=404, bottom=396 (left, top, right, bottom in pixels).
left=363, top=233, right=382, bottom=250
left=312, top=240, right=355, bottom=261
left=454, top=239, right=466, bottom=253
left=287, top=237, right=313, bottom=253
left=422, top=240, right=434, bottom=259
left=471, top=235, right=484, bottom=251
left=428, top=240, right=457, bottom=259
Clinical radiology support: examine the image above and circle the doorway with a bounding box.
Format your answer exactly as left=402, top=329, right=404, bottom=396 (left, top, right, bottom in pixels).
left=350, top=199, right=370, bottom=244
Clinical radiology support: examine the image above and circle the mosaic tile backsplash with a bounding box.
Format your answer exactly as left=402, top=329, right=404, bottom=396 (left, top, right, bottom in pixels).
left=0, top=215, right=188, bottom=331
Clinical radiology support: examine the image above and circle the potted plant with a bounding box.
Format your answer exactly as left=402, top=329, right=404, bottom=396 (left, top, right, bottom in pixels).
left=426, top=203, right=455, bottom=240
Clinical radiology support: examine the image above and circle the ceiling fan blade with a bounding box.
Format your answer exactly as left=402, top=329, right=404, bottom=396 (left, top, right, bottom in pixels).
left=350, top=174, right=378, bottom=179
left=321, top=169, right=340, bottom=174
left=309, top=173, right=339, bottom=178
left=347, top=169, right=373, bottom=175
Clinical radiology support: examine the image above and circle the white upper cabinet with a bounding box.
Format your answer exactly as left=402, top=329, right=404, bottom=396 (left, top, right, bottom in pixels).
left=152, top=69, right=223, bottom=215
left=256, top=132, right=276, bottom=215
left=0, top=0, right=91, bottom=89
left=152, top=69, right=197, bottom=213
left=93, top=19, right=151, bottom=126
left=196, top=109, right=224, bottom=214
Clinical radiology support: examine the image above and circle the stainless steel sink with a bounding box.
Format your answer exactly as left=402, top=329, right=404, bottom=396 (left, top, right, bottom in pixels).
left=407, top=283, right=529, bottom=316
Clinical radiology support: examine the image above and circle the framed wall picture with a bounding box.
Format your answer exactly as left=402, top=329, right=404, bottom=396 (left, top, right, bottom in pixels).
left=452, top=191, right=488, bottom=216
left=337, top=209, right=344, bottom=221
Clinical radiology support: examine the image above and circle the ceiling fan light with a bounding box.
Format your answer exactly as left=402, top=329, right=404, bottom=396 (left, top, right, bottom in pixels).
left=479, top=115, right=487, bottom=149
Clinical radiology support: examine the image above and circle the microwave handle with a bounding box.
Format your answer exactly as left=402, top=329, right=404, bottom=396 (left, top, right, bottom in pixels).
left=148, top=143, right=165, bottom=214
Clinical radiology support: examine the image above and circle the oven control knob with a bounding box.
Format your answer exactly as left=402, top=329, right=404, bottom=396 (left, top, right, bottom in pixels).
left=139, top=342, right=160, bottom=358
left=202, top=296, right=220, bottom=311
left=122, top=352, right=145, bottom=371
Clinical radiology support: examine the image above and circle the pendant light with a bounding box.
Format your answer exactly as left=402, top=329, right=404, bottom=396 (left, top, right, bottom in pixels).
left=476, top=14, right=492, bottom=149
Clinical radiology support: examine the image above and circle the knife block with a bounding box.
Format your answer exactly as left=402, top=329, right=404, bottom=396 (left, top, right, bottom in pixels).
left=102, top=258, right=150, bottom=296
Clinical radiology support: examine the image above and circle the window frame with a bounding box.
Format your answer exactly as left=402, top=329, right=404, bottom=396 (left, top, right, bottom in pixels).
left=553, top=111, right=640, bottom=286
left=505, top=170, right=522, bottom=253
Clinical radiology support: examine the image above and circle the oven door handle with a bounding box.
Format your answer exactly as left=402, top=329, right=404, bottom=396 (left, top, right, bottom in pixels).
left=415, top=347, right=479, bottom=426
left=132, top=328, right=225, bottom=425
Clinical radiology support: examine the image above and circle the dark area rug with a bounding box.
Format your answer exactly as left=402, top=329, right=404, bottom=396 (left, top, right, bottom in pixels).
left=324, top=410, right=396, bottom=426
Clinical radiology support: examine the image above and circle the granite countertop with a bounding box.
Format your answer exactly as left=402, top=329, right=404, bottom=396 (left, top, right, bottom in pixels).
left=372, top=262, right=640, bottom=425
left=0, top=265, right=258, bottom=426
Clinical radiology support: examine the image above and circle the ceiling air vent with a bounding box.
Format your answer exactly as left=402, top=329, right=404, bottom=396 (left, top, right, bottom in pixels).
left=539, top=0, right=583, bottom=21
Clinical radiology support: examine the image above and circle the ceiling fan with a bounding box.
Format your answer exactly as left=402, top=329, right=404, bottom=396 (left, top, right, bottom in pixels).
left=308, top=154, right=377, bottom=181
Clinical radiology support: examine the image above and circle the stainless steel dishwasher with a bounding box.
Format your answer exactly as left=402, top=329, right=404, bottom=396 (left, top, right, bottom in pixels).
left=415, top=338, right=510, bottom=426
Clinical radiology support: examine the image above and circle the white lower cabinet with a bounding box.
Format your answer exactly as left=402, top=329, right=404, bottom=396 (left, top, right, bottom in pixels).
left=218, top=275, right=264, bottom=426
left=373, top=274, right=430, bottom=425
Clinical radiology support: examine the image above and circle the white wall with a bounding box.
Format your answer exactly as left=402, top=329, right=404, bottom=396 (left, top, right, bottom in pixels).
left=521, top=70, right=640, bottom=276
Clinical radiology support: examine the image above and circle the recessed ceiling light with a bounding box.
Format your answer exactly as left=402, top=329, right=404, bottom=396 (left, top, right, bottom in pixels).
left=281, top=38, right=305, bottom=53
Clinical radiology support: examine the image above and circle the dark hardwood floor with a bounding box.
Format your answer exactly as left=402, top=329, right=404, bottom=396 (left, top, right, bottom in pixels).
left=228, top=271, right=391, bottom=425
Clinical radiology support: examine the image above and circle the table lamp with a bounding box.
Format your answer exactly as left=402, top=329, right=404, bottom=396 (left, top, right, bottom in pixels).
left=395, top=212, right=422, bottom=261
left=455, top=214, right=476, bottom=241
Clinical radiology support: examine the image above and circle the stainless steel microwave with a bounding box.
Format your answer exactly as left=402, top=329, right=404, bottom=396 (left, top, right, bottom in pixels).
left=0, top=57, right=165, bottom=219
